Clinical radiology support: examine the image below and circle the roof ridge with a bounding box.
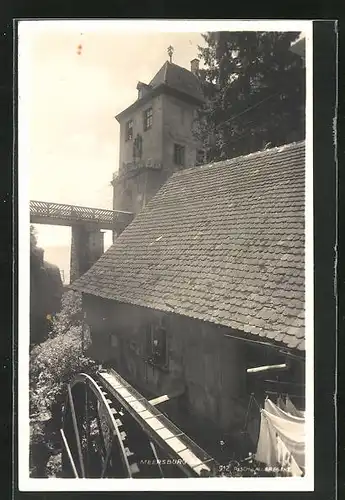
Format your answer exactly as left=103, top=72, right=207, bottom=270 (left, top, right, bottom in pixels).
left=163, top=60, right=168, bottom=84
left=171, top=140, right=306, bottom=179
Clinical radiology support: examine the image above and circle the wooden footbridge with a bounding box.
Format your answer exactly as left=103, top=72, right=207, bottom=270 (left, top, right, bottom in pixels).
left=30, top=200, right=133, bottom=231
left=30, top=201, right=134, bottom=281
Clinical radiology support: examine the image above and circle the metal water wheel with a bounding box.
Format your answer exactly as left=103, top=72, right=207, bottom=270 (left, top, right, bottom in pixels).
left=60, top=373, right=164, bottom=478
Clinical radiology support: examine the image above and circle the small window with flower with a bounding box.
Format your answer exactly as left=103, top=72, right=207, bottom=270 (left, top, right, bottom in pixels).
left=146, top=323, right=168, bottom=369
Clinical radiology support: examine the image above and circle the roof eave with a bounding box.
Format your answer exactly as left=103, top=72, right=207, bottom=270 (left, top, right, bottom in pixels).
left=115, top=83, right=204, bottom=122
left=71, top=285, right=305, bottom=353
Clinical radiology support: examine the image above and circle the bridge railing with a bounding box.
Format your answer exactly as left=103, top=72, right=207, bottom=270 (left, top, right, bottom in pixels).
left=30, top=200, right=132, bottom=226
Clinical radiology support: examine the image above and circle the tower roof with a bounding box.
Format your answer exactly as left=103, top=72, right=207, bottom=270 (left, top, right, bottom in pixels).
left=149, top=61, right=203, bottom=102
left=115, top=60, right=203, bottom=122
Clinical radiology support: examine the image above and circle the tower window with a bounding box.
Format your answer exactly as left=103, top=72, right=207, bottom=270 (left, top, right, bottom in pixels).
left=143, top=107, right=153, bottom=131
left=174, top=144, right=185, bottom=167
left=125, top=120, right=133, bottom=141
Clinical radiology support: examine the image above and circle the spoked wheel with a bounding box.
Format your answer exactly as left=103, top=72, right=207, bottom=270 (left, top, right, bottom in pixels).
left=61, top=373, right=138, bottom=478
left=60, top=373, right=165, bottom=478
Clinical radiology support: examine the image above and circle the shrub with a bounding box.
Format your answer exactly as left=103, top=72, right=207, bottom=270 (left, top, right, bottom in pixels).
left=30, top=290, right=96, bottom=419
left=30, top=326, right=96, bottom=417
left=49, top=290, right=83, bottom=338
left=29, top=290, right=97, bottom=477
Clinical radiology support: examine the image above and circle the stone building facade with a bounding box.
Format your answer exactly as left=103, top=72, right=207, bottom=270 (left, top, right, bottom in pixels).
left=112, top=58, right=204, bottom=215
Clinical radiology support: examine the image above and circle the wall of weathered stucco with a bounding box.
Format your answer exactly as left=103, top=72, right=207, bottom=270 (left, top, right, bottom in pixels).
left=70, top=225, right=104, bottom=282
left=113, top=92, right=201, bottom=216
left=119, top=95, right=164, bottom=169
left=162, top=94, right=201, bottom=172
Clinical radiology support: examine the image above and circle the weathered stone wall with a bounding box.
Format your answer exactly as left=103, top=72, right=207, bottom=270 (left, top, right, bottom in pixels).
left=70, top=225, right=104, bottom=282
left=82, top=296, right=248, bottom=435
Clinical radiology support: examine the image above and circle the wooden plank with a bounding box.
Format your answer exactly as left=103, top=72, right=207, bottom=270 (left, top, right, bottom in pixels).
left=247, top=363, right=288, bottom=373
left=164, top=437, right=187, bottom=453
left=127, top=400, right=146, bottom=413
left=156, top=427, right=175, bottom=440
left=178, top=449, right=204, bottom=469
left=145, top=417, right=165, bottom=432
left=148, top=387, right=185, bottom=406
left=149, top=394, right=170, bottom=406
left=67, top=384, right=86, bottom=477
left=117, top=387, right=132, bottom=398
left=60, top=428, right=79, bottom=478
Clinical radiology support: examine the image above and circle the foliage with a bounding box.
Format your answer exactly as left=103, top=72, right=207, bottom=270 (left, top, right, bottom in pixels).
left=45, top=453, right=62, bottom=478
left=30, top=327, right=95, bottom=414
left=30, top=291, right=96, bottom=418
left=30, top=224, right=37, bottom=250
left=196, top=31, right=305, bottom=162
left=30, top=224, right=42, bottom=264
left=29, top=290, right=96, bottom=477
left=49, top=290, right=83, bottom=338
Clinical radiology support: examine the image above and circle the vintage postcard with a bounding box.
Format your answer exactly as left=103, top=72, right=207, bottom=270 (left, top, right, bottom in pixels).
left=18, top=19, right=314, bottom=492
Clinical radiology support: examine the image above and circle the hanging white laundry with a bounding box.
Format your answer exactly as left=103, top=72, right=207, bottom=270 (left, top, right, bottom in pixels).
left=285, top=395, right=305, bottom=418
left=255, top=399, right=305, bottom=476
left=262, top=409, right=305, bottom=470
left=276, top=434, right=303, bottom=477
left=255, top=410, right=277, bottom=467
left=265, top=398, right=305, bottom=423
left=277, top=395, right=287, bottom=411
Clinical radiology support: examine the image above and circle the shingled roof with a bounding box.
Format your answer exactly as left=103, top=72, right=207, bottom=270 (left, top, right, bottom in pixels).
left=116, top=61, right=203, bottom=121
left=149, top=61, right=204, bottom=103
left=71, top=141, right=305, bottom=351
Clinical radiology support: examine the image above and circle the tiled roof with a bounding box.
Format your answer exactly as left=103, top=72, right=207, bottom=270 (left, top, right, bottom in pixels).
left=71, top=141, right=305, bottom=351
left=149, top=61, right=204, bottom=103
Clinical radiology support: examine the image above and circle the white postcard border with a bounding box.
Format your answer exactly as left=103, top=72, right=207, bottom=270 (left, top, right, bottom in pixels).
left=18, top=18, right=314, bottom=492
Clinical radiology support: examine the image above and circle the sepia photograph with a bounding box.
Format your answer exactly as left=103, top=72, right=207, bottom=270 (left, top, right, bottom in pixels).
left=18, top=20, right=313, bottom=491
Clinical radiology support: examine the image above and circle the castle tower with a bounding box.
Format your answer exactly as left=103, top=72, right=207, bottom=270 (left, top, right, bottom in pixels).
left=112, top=55, right=204, bottom=215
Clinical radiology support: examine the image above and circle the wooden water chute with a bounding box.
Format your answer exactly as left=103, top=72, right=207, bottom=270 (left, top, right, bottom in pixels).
left=60, top=368, right=220, bottom=478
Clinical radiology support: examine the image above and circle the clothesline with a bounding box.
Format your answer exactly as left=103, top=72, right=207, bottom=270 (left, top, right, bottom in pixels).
left=265, top=390, right=305, bottom=399
left=243, top=391, right=305, bottom=437
left=264, top=379, right=305, bottom=387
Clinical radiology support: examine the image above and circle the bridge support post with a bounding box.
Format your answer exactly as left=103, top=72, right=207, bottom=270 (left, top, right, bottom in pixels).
left=70, top=225, right=104, bottom=283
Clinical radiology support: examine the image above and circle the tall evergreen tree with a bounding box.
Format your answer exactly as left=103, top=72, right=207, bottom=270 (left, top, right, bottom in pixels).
left=195, top=31, right=305, bottom=162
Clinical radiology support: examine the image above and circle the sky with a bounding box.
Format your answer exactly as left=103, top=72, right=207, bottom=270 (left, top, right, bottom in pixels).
left=20, top=22, right=205, bottom=251
left=19, top=20, right=311, bottom=281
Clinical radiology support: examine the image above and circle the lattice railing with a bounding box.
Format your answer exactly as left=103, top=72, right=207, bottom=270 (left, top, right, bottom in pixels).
left=30, top=200, right=132, bottom=226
